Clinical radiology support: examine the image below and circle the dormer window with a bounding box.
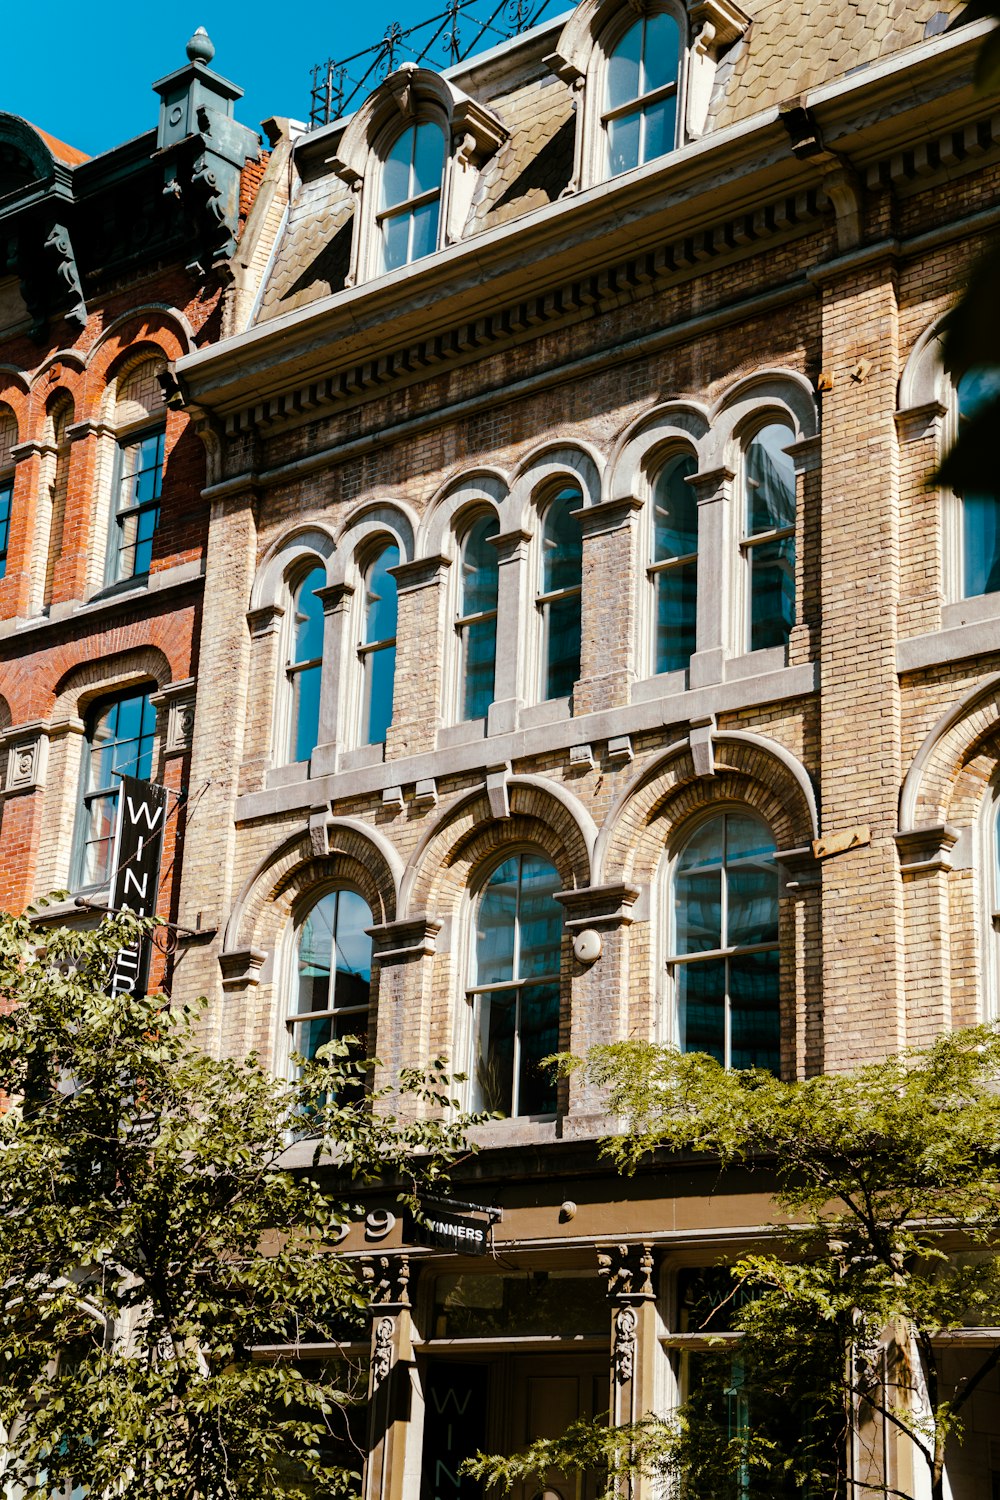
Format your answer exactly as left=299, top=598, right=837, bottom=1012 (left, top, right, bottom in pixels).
left=603, top=9, right=682, bottom=177
left=377, top=120, right=447, bottom=274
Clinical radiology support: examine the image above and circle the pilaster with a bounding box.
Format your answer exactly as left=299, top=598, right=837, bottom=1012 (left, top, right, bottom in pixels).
left=362, top=1255, right=414, bottom=1500
left=686, top=466, right=733, bottom=689
left=575, top=497, right=640, bottom=713
left=598, top=1241, right=659, bottom=1500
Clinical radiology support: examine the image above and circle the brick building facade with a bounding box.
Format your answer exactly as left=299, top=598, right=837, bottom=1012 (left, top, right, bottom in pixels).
left=0, top=31, right=260, bottom=985
left=6, top=0, right=1000, bottom=1491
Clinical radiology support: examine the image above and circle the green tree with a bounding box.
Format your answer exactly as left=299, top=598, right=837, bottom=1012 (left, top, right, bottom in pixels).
left=0, top=905, right=473, bottom=1500
left=466, top=1031, right=1000, bottom=1500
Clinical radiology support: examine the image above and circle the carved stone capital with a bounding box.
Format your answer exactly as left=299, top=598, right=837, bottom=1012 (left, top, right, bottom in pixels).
left=895, top=401, right=948, bottom=445
left=247, top=603, right=285, bottom=639
left=388, top=554, right=451, bottom=593
left=685, top=465, right=735, bottom=503
left=773, top=844, right=821, bottom=890
left=360, top=1253, right=410, bottom=1311
left=597, top=1242, right=656, bottom=1302
left=371, top=1315, right=395, bottom=1389
left=150, top=677, right=196, bottom=756
left=555, top=883, right=641, bottom=933
left=315, top=582, right=355, bottom=614
left=576, top=496, right=642, bottom=538
left=367, top=917, right=443, bottom=963
left=489, top=527, right=532, bottom=565
left=895, top=824, right=960, bottom=875
left=1, top=723, right=49, bottom=796
left=219, top=946, right=268, bottom=990
left=613, top=1303, right=638, bottom=1384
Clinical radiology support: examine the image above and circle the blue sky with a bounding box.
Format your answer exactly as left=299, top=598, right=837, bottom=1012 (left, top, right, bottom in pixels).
left=5, top=1, right=548, bottom=158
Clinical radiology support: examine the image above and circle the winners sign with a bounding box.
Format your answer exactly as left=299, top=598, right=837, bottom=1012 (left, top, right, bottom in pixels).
left=108, top=775, right=169, bottom=1000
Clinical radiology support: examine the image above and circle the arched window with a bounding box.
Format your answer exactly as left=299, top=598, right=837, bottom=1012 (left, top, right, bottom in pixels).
left=377, top=120, right=447, bottom=275
left=289, top=888, right=373, bottom=1072
left=0, top=404, right=16, bottom=582
left=537, top=487, right=583, bottom=701
left=650, top=451, right=698, bottom=673
left=602, top=8, right=682, bottom=178
left=286, top=566, right=325, bottom=763
left=467, top=852, right=562, bottom=1117
left=106, top=357, right=167, bottom=586
left=456, top=513, right=500, bottom=721
left=668, top=812, right=779, bottom=1071
left=73, top=688, right=156, bottom=890
left=360, top=543, right=399, bottom=745
left=742, top=422, right=796, bottom=652
left=956, top=368, right=1000, bottom=599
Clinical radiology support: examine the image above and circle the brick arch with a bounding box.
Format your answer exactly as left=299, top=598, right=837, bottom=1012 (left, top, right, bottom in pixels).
left=96, top=343, right=168, bottom=424
left=50, top=644, right=173, bottom=723
left=900, top=673, right=1000, bottom=832
left=400, top=779, right=594, bottom=922
left=596, top=733, right=816, bottom=885
left=225, top=819, right=401, bottom=955
left=0, top=694, right=10, bottom=732
left=86, top=307, right=192, bottom=387
left=0, top=370, right=30, bottom=437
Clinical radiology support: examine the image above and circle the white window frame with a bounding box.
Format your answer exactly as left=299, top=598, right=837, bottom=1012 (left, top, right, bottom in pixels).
left=596, top=2, right=687, bottom=183
left=533, top=484, right=584, bottom=707
left=278, top=560, right=327, bottom=768
left=736, top=417, right=797, bottom=659
left=278, top=884, right=374, bottom=1082
left=645, top=445, right=700, bottom=681
left=450, top=508, right=500, bottom=726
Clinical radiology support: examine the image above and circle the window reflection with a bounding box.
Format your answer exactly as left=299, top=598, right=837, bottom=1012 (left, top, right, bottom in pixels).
left=538, top=487, right=583, bottom=701
left=291, top=888, right=373, bottom=1071
left=957, top=367, right=1000, bottom=598
left=377, top=120, right=446, bottom=274
left=468, top=853, right=563, bottom=1116
left=651, top=452, right=698, bottom=673
left=287, top=565, right=325, bottom=763
left=670, top=813, right=779, bottom=1071
left=603, top=10, right=681, bottom=178
left=74, top=689, right=156, bottom=890
left=457, top=514, right=499, bottom=721
left=743, top=423, right=796, bottom=652
left=360, top=544, right=399, bottom=745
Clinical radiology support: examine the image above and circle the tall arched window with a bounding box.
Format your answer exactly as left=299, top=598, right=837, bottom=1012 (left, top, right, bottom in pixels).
left=377, top=120, right=447, bottom=275
left=456, top=513, right=500, bottom=721
left=650, top=451, right=698, bottom=673
left=668, top=812, right=779, bottom=1072
left=289, top=888, right=373, bottom=1072
left=603, top=9, right=682, bottom=178
left=360, top=543, right=399, bottom=745
left=956, top=367, right=1000, bottom=598
left=742, top=422, right=796, bottom=652
left=286, top=566, right=325, bottom=764
left=467, top=853, right=562, bottom=1117
left=537, top=487, right=583, bottom=701
left=106, top=357, right=167, bottom=587
left=73, top=688, right=156, bottom=890
left=0, top=404, right=15, bottom=583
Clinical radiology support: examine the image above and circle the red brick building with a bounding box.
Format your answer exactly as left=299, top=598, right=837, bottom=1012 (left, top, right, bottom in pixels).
left=0, top=30, right=260, bottom=985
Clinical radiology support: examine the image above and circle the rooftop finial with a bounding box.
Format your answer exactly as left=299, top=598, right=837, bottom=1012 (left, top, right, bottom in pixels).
left=186, top=26, right=216, bottom=65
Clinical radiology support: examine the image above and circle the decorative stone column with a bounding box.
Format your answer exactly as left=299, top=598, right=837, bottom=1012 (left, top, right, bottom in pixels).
left=685, top=466, right=734, bottom=690
left=555, top=883, right=641, bottom=1125
left=386, top=554, right=449, bottom=760
left=310, top=582, right=354, bottom=777
left=598, top=1242, right=659, bottom=1500
left=487, top=527, right=530, bottom=737
left=362, top=1254, right=416, bottom=1500
left=895, top=825, right=960, bottom=1046
left=575, top=496, right=641, bottom=714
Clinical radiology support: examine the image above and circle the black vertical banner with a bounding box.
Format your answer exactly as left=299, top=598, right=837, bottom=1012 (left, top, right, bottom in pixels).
left=108, top=775, right=169, bottom=1000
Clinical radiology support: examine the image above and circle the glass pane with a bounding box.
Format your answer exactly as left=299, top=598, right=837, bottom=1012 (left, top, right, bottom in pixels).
left=474, top=990, right=515, bottom=1116
left=517, top=854, right=562, bottom=979
left=641, top=10, right=680, bottom=94
left=474, top=857, right=518, bottom=988
left=655, top=559, right=697, bottom=673
left=730, top=951, right=780, bottom=1072
left=332, top=888, right=373, bottom=1011
left=412, top=120, right=446, bottom=197
left=296, top=890, right=335, bottom=1014
left=674, top=818, right=724, bottom=954
left=293, top=1014, right=335, bottom=1064
left=0, top=481, right=11, bottom=571
left=365, top=545, right=399, bottom=644
left=746, top=423, right=796, bottom=535
left=653, top=454, right=698, bottom=561
left=605, top=16, right=642, bottom=110
left=541, top=488, right=583, bottom=593
left=380, top=212, right=410, bottom=274
left=410, top=199, right=440, bottom=263
left=79, top=791, right=118, bottom=887
left=461, top=515, right=500, bottom=615
left=963, top=493, right=1000, bottom=598
left=749, top=533, right=796, bottom=651
left=518, top=982, right=560, bottom=1115
left=607, top=110, right=641, bottom=177
left=291, top=662, right=321, bottom=763
left=294, top=566, right=326, bottom=663
left=379, top=126, right=414, bottom=212
left=364, top=642, right=396, bottom=745
left=462, top=616, right=497, bottom=721
left=678, top=957, right=726, bottom=1063
left=725, top=817, right=778, bottom=948
left=544, top=593, right=581, bottom=700
left=958, top=366, right=1000, bottom=421
left=641, top=92, right=676, bottom=165
left=434, top=1271, right=607, bottom=1339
